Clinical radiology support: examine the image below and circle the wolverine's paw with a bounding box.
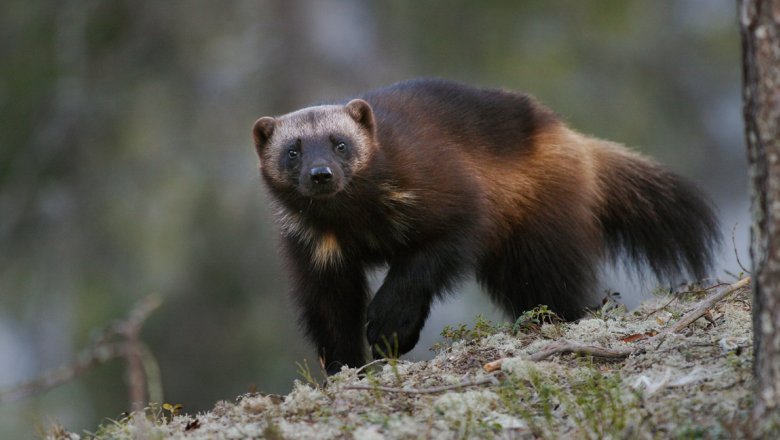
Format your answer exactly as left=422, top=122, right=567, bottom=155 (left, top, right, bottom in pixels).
left=366, top=298, right=426, bottom=359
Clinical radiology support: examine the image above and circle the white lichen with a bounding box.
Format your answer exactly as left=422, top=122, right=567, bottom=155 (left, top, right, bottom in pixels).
left=352, top=425, right=385, bottom=440
left=433, top=389, right=499, bottom=422
left=281, top=381, right=329, bottom=415
left=239, top=394, right=279, bottom=414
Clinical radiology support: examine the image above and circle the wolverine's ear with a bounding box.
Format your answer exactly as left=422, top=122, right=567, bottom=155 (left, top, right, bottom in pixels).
left=345, top=99, right=375, bottom=135
left=252, top=117, right=276, bottom=156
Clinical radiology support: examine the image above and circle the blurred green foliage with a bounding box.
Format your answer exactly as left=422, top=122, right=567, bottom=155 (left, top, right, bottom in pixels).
left=0, top=0, right=741, bottom=436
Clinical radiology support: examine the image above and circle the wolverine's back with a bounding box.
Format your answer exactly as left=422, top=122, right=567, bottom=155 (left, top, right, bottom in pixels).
left=360, top=78, right=557, bottom=158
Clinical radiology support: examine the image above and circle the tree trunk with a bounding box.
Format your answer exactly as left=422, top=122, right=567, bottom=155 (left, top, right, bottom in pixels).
left=739, top=0, right=780, bottom=432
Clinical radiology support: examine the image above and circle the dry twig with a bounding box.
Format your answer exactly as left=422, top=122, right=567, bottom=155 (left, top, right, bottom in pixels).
left=354, top=358, right=389, bottom=375
left=644, top=291, right=678, bottom=319
left=732, top=223, right=751, bottom=275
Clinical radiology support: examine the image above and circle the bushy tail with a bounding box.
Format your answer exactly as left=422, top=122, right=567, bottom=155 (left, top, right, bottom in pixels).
left=594, top=143, right=721, bottom=282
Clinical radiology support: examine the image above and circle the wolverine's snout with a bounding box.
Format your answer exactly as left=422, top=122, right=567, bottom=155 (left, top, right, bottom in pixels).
left=310, top=166, right=333, bottom=184
left=301, top=163, right=342, bottom=198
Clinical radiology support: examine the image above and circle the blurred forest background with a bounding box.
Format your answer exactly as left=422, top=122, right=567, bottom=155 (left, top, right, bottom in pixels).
left=0, top=0, right=746, bottom=436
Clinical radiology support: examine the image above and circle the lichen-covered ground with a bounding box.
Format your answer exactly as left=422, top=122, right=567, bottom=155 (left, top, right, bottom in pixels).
left=51, top=282, right=757, bottom=439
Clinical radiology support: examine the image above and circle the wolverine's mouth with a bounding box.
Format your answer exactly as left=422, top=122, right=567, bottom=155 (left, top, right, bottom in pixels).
left=301, top=183, right=341, bottom=199
left=299, top=165, right=346, bottom=198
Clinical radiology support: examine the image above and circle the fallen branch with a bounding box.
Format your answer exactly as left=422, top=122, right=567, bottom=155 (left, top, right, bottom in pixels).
left=0, top=342, right=130, bottom=404
left=652, top=276, right=750, bottom=337
left=484, top=342, right=631, bottom=372
left=343, top=374, right=500, bottom=395
left=527, top=341, right=630, bottom=361
left=0, top=295, right=162, bottom=409
left=483, top=277, right=751, bottom=372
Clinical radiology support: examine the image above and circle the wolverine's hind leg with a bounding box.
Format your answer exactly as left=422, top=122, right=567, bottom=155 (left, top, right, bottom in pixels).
left=476, top=221, right=602, bottom=321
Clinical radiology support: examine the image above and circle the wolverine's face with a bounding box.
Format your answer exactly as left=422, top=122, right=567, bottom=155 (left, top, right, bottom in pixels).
left=252, top=100, right=376, bottom=199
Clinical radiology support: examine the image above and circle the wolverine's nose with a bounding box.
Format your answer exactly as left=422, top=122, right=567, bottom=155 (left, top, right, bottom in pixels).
left=310, top=167, right=333, bottom=184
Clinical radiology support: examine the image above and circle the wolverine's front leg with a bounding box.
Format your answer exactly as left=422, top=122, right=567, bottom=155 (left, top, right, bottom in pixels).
left=284, top=238, right=369, bottom=375
left=366, top=237, right=470, bottom=358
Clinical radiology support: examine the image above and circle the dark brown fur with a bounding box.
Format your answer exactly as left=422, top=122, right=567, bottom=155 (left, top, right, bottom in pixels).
left=252, top=78, right=720, bottom=374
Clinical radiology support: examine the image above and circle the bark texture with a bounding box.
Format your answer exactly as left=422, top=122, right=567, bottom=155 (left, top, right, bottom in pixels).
left=739, top=0, right=780, bottom=430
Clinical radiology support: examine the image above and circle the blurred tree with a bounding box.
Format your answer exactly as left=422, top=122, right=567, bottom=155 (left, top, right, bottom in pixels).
left=739, top=0, right=780, bottom=434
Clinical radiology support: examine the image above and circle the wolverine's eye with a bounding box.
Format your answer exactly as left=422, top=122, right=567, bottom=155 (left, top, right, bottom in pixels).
left=335, top=142, right=346, bottom=153
left=287, top=149, right=299, bottom=159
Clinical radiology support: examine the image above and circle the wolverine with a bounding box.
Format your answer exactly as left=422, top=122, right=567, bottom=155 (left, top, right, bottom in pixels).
left=251, top=78, right=720, bottom=375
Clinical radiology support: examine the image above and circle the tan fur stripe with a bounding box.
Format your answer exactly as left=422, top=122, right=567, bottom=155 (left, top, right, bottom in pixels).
left=311, top=231, right=342, bottom=270
left=386, top=190, right=417, bottom=206
left=462, top=124, right=607, bottom=245
left=378, top=183, right=417, bottom=242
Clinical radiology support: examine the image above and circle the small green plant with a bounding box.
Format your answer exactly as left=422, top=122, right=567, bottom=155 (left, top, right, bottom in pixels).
left=262, top=415, right=285, bottom=440
left=562, top=367, right=645, bottom=439
left=363, top=369, right=385, bottom=401
left=373, top=335, right=403, bottom=385
left=472, top=314, right=500, bottom=338
left=438, top=314, right=504, bottom=347
left=373, top=334, right=400, bottom=360
left=162, top=402, right=183, bottom=419
left=512, top=305, right=562, bottom=334
left=433, top=313, right=530, bottom=351
left=339, top=421, right=357, bottom=436
left=144, top=402, right=169, bottom=426
left=726, top=350, right=745, bottom=371
left=439, top=323, right=470, bottom=344
left=295, top=359, right=321, bottom=389
left=453, top=409, right=474, bottom=440
left=495, top=360, right=648, bottom=439
left=587, top=291, right=628, bottom=320
left=496, top=366, right=560, bottom=438
left=82, top=403, right=174, bottom=439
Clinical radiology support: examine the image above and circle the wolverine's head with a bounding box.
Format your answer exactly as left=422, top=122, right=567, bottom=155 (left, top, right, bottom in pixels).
left=252, top=99, right=376, bottom=199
